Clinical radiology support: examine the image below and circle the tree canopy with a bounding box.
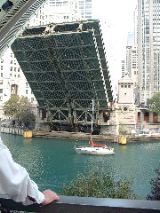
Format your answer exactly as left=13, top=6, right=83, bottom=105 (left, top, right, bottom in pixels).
left=147, top=92, right=160, bottom=112
left=62, top=171, right=136, bottom=199
left=3, top=95, right=31, bottom=118
left=147, top=165, right=160, bottom=200
left=3, top=95, right=35, bottom=128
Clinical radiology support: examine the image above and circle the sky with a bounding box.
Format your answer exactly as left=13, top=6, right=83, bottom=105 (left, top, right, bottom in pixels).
left=92, top=0, right=137, bottom=93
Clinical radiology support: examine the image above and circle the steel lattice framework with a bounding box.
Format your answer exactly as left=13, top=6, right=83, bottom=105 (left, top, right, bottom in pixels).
left=11, top=20, right=113, bottom=123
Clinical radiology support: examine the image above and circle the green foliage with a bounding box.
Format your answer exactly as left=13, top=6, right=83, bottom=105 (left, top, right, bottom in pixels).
left=3, top=95, right=31, bottom=118
left=3, top=95, right=19, bottom=117
left=62, top=171, right=136, bottom=199
left=147, top=92, right=160, bottom=112
left=3, top=95, right=35, bottom=128
left=147, top=165, right=160, bottom=200
left=20, top=110, right=35, bottom=129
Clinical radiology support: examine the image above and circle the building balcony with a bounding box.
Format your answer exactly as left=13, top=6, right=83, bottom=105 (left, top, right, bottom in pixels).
left=0, top=196, right=160, bottom=213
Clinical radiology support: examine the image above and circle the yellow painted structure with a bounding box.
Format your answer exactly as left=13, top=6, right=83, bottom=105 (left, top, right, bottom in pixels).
left=118, top=135, right=127, bottom=145
left=23, top=130, right=32, bottom=138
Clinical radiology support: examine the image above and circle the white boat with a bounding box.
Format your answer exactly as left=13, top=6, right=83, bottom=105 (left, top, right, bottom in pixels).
left=75, top=146, right=114, bottom=155
left=74, top=99, right=114, bottom=156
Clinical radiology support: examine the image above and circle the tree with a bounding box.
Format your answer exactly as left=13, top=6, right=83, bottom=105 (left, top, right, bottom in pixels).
left=147, top=166, right=160, bottom=200
left=62, top=171, right=136, bottom=199
left=3, top=95, right=35, bottom=128
left=147, top=92, right=160, bottom=113
left=20, top=110, right=36, bottom=129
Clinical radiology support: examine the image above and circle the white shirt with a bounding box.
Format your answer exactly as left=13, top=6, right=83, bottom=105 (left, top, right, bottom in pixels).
left=0, top=137, right=45, bottom=205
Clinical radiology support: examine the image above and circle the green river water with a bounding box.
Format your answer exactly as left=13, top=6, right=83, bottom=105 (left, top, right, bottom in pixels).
left=1, top=133, right=160, bottom=199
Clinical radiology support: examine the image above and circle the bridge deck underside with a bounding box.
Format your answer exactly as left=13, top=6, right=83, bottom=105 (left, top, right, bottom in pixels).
left=11, top=20, right=113, bottom=111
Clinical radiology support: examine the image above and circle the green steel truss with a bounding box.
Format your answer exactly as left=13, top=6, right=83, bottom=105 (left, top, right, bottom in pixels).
left=11, top=20, right=113, bottom=124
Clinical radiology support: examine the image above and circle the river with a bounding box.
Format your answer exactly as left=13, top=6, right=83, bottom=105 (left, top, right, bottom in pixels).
left=1, top=133, right=160, bottom=199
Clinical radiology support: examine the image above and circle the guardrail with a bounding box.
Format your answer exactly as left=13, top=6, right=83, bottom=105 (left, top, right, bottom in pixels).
left=1, top=196, right=160, bottom=213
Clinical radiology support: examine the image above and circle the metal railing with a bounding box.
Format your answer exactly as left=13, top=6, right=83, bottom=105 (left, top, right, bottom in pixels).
left=1, top=196, right=160, bottom=213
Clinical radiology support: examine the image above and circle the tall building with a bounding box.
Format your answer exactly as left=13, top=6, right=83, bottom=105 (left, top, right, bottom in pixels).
left=137, top=0, right=160, bottom=104
left=121, top=45, right=138, bottom=88
left=47, top=0, right=92, bottom=20
left=0, top=48, right=36, bottom=104
left=121, top=60, right=126, bottom=78
left=0, top=0, right=93, bottom=119
left=126, top=45, right=138, bottom=87
left=126, top=46, right=132, bottom=77
left=29, top=0, right=92, bottom=26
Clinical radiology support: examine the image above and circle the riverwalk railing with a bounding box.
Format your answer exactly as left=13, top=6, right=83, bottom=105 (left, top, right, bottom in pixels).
left=0, top=126, right=23, bottom=135
left=1, top=196, right=160, bottom=213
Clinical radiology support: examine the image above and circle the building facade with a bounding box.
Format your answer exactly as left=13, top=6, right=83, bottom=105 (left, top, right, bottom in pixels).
left=122, top=45, right=138, bottom=88
left=29, top=0, right=92, bottom=26
left=137, top=0, right=160, bottom=105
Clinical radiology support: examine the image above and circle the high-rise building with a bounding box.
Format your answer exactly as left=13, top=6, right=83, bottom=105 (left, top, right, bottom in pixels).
left=121, top=45, right=138, bottom=88
left=29, top=0, right=92, bottom=26
left=121, top=60, right=126, bottom=78
left=137, top=0, right=160, bottom=104
left=48, top=0, right=92, bottom=20
left=126, top=45, right=138, bottom=87
left=126, top=46, right=132, bottom=77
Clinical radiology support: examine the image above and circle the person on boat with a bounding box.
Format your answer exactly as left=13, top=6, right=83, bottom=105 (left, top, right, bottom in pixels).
left=0, top=137, right=59, bottom=205
left=89, top=139, right=107, bottom=148
left=89, top=139, right=95, bottom=147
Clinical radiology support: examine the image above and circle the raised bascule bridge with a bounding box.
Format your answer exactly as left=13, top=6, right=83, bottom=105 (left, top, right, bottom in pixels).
left=11, top=20, right=113, bottom=132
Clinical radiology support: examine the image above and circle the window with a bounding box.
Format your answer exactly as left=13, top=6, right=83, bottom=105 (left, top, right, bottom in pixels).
left=64, top=16, right=69, bottom=19
left=31, top=97, right=34, bottom=103
left=0, top=89, right=3, bottom=93
left=11, top=84, right=18, bottom=95
left=123, top=106, right=128, bottom=111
